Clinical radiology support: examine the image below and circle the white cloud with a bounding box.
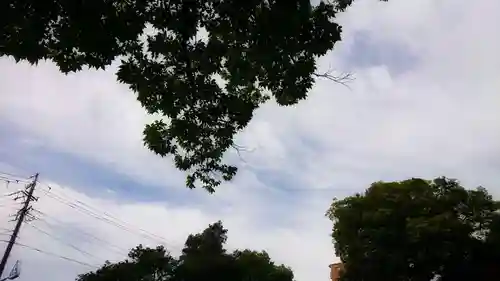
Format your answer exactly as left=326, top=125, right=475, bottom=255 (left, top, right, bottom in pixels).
left=0, top=60, right=184, bottom=188
left=0, top=0, right=500, bottom=281
left=0, top=177, right=334, bottom=281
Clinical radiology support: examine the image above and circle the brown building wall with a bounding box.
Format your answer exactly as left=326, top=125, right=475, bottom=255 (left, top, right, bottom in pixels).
left=329, top=262, right=344, bottom=281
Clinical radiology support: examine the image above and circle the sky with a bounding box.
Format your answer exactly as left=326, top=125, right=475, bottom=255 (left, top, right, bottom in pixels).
left=0, top=0, right=499, bottom=280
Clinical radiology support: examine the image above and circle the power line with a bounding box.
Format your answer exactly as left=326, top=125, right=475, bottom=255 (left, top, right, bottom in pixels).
left=26, top=223, right=103, bottom=262
left=42, top=190, right=151, bottom=238
left=44, top=190, right=174, bottom=248
left=7, top=177, right=173, bottom=246
left=0, top=172, right=180, bottom=271
left=0, top=176, right=30, bottom=186
left=36, top=184, right=179, bottom=252
left=40, top=183, right=170, bottom=242
left=34, top=211, right=129, bottom=257
left=0, top=239, right=97, bottom=268
left=0, top=172, right=31, bottom=181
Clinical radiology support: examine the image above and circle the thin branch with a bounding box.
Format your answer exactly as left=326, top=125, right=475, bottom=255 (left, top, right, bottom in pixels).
left=313, top=70, right=355, bottom=89
left=288, top=54, right=354, bottom=88
left=230, top=143, right=256, bottom=163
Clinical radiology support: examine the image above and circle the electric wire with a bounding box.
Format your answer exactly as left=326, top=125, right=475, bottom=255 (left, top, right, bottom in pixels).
left=40, top=183, right=171, bottom=242
left=0, top=171, right=180, bottom=272
left=26, top=223, right=103, bottom=262
left=0, top=176, right=31, bottom=185
left=42, top=190, right=161, bottom=242
left=36, top=183, right=180, bottom=252
left=0, top=171, right=31, bottom=180
left=0, top=239, right=98, bottom=268
left=33, top=211, right=130, bottom=257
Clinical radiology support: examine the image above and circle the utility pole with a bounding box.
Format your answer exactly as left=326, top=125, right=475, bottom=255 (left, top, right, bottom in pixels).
left=0, top=173, right=38, bottom=278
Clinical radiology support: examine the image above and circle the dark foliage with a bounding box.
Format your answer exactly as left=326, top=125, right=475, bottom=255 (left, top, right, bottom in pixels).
left=77, top=221, right=294, bottom=281
left=326, top=177, right=500, bottom=281
left=0, top=0, right=386, bottom=192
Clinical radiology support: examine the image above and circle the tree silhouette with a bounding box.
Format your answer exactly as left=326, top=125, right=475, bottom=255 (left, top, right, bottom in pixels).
left=326, top=177, right=500, bottom=281
left=77, top=221, right=294, bottom=281
left=0, top=0, right=386, bottom=192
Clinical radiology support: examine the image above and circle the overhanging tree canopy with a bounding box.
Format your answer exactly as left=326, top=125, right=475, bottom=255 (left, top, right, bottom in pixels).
left=326, top=177, right=500, bottom=281
left=0, top=0, right=386, bottom=192
left=76, top=221, right=293, bottom=281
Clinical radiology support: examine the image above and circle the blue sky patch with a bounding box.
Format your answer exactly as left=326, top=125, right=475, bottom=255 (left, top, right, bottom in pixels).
left=0, top=122, right=208, bottom=206
left=342, top=30, right=419, bottom=75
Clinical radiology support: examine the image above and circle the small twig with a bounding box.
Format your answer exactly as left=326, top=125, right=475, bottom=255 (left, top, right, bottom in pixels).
left=231, top=143, right=253, bottom=152
left=313, top=70, right=355, bottom=89
left=230, top=143, right=256, bottom=163
left=288, top=54, right=354, bottom=88
left=231, top=144, right=247, bottom=163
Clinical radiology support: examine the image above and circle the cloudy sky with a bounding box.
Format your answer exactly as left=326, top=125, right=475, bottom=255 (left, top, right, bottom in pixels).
left=1, top=0, right=499, bottom=280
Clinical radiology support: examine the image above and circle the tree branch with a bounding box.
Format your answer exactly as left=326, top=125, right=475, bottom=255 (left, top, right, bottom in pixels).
left=230, top=143, right=255, bottom=163
left=313, top=70, right=354, bottom=89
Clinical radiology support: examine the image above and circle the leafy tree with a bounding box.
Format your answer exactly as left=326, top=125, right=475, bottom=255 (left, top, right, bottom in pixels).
left=76, top=245, right=178, bottom=281
left=77, top=221, right=294, bottom=281
left=0, top=0, right=385, bottom=192
left=326, top=177, right=500, bottom=281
